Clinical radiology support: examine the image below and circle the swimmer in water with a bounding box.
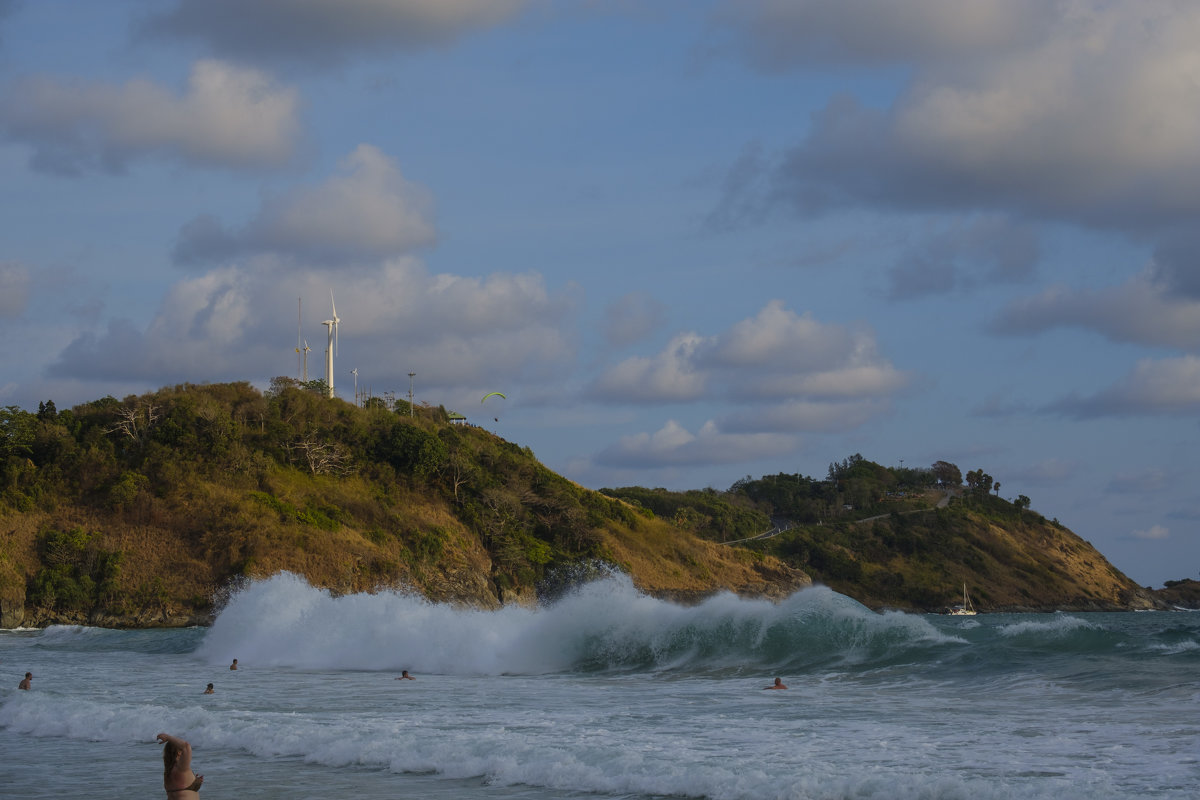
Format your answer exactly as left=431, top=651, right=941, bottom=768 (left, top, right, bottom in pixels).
left=763, top=677, right=788, bottom=690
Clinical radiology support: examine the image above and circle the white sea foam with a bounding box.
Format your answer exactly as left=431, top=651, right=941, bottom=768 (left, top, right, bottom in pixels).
left=996, top=614, right=1095, bottom=638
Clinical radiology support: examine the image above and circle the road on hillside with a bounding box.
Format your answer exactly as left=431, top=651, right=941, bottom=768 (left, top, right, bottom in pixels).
left=720, top=490, right=954, bottom=546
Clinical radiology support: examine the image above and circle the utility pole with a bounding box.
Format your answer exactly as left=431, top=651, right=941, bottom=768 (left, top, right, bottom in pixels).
left=408, top=372, right=415, bottom=417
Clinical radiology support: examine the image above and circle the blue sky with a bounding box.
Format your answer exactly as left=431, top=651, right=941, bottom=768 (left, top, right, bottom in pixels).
left=2, top=0, right=1198, bottom=588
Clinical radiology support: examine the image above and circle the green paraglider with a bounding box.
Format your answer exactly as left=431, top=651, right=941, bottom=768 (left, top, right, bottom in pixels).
left=481, top=391, right=506, bottom=422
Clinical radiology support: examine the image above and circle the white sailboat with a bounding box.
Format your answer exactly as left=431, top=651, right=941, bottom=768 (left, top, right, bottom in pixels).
left=948, top=582, right=977, bottom=616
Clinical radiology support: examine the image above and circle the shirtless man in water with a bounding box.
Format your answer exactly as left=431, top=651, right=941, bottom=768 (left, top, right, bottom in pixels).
left=763, top=677, right=788, bottom=690
left=157, top=732, right=203, bottom=798
left=19, top=671, right=32, bottom=690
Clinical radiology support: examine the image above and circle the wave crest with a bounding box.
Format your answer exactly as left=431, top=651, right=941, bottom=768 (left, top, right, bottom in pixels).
left=195, top=573, right=958, bottom=675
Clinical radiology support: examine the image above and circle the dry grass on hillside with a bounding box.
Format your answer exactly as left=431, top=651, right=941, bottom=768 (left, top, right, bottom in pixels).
left=600, top=516, right=808, bottom=600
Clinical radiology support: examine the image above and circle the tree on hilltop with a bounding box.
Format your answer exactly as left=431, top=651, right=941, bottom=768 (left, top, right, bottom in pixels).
left=932, top=460, right=962, bottom=487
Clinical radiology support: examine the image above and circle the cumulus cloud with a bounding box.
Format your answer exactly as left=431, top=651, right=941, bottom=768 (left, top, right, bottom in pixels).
left=143, top=0, right=530, bottom=66
left=0, top=60, right=302, bottom=175
left=46, top=258, right=576, bottom=401
left=1049, top=356, right=1200, bottom=418
left=579, top=301, right=907, bottom=471
left=712, top=1, right=1200, bottom=234
left=1129, top=524, right=1170, bottom=541
left=0, top=261, right=30, bottom=316
left=992, top=271, right=1200, bottom=351
left=591, top=300, right=907, bottom=413
left=590, top=332, right=707, bottom=403
left=585, top=301, right=905, bottom=469
left=175, top=145, right=435, bottom=265
left=595, top=419, right=799, bottom=469
left=603, top=291, right=667, bottom=348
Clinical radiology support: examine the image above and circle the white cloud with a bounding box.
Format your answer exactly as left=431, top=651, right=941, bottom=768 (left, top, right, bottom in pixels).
left=0, top=60, right=302, bottom=174
left=707, top=300, right=853, bottom=371
left=144, top=0, right=530, bottom=66
left=592, top=300, right=908, bottom=408
left=590, top=332, right=708, bottom=403
left=715, top=1, right=1200, bottom=231
left=585, top=301, right=907, bottom=467
left=595, top=419, right=799, bottom=468
left=47, top=258, right=576, bottom=399
left=175, top=145, right=436, bottom=264
left=1131, top=524, right=1170, bottom=541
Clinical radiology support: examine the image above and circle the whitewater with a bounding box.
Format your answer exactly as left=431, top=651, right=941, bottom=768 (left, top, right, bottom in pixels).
left=2, top=573, right=1197, bottom=800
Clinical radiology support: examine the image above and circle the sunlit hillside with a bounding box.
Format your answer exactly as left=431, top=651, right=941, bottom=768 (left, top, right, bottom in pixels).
left=0, top=381, right=807, bottom=627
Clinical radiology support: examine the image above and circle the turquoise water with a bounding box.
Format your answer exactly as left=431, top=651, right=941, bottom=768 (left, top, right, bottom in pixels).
left=2, top=573, right=1198, bottom=799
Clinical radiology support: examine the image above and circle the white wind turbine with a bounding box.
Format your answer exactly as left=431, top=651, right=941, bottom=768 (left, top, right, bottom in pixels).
left=322, top=291, right=340, bottom=398
left=352, top=368, right=359, bottom=407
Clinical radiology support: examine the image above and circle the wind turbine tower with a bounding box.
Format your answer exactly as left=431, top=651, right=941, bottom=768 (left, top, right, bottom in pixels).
left=322, top=291, right=340, bottom=398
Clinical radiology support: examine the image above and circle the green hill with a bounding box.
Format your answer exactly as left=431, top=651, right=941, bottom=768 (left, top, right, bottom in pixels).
left=0, top=381, right=806, bottom=627
left=606, top=455, right=1163, bottom=612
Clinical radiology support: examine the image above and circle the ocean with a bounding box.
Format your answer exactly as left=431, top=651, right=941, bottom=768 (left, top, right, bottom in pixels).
left=1, top=572, right=1197, bottom=800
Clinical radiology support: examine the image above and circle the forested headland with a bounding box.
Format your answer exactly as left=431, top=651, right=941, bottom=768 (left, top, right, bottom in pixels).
left=607, top=454, right=1166, bottom=612
left=0, top=380, right=804, bottom=627
left=0, top=382, right=1173, bottom=628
